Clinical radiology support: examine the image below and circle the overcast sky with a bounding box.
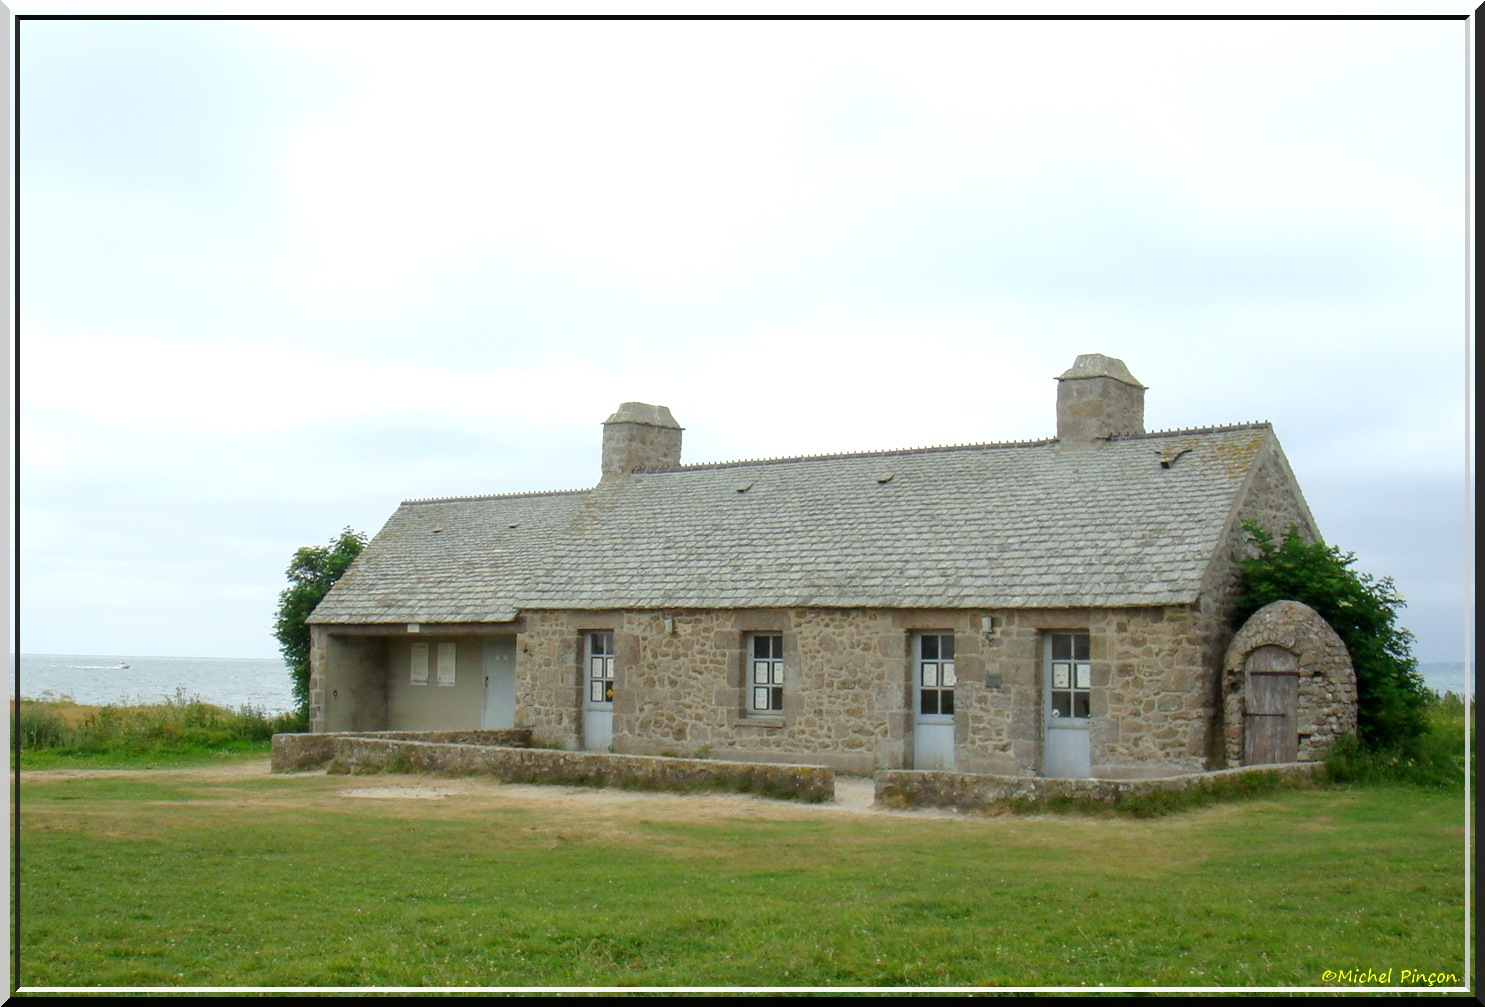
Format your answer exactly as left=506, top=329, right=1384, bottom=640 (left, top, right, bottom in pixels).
left=14, top=16, right=1473, bottom=668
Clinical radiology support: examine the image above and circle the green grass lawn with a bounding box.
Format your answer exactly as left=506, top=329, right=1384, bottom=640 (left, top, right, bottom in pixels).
left=15, top=744, right=275, bottom=771
left=12, top=764, right=1470, bottom=992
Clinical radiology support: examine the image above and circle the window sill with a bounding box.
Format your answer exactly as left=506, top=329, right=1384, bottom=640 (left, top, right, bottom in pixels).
left=736, top=715, right=785, bottom=728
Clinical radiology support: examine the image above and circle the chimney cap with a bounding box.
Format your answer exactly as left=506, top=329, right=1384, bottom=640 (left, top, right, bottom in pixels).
left=603, top=402, right=681, bottom=429
left=1056, top=354, right=1146, bottom=389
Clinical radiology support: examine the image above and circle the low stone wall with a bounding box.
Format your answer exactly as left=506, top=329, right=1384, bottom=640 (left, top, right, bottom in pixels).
left=367, top=729, right=533, bottom=747
left=271, top=729, right=531, bottom=771
left=875, top=763, right=1322, bottom=812
left=271, top=732, right=832, bottom=802
left=272, top=732, right=340, bottom=771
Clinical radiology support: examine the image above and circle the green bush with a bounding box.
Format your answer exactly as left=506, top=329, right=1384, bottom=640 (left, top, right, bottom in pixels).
left=1236, top=523, right=1429, bottom=749
left=274, top=707, right=310, bottom=734
left=274, top=527, right=367, bottom=715
left=16, top=701, right=68, bottom=749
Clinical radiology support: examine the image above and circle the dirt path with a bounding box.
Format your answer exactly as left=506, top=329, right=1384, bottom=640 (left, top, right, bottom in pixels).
left=16, top=760, right=965, bottom=819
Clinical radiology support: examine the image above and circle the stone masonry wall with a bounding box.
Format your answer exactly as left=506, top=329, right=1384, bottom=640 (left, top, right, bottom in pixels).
left=876, top=762, right=1322, bottom=813
left=1056, top=375, right=1145, bottom=444
left=518, top=609, right=920, bottom=774
left=290, top=734, right=834, bottom=802
left=516, top=605, right=1221, bottom=776
left=601, top=418, right=683, bottom=479
left=985, top=607, right=1213, bottom=777
left=1097, top=607, right=1211, bottom=774
left=272, top=729, right=531, bottom=770
left=308, top=625, right=329, bottom=733
left=518, top=610, right=599, bottom=750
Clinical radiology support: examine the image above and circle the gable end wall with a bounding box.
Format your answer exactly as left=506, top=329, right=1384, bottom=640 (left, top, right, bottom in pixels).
left=1196, top=434, right=1322, bottom=767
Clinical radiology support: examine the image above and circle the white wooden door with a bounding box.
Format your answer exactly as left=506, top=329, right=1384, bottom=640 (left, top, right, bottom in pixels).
left=1043, top=631, right=1091, bottom=778
left=481, top=638, right=516, bottom=730
left=912, top=632, right=956, bottom=770
left=582, top=631, right=614, bottom=751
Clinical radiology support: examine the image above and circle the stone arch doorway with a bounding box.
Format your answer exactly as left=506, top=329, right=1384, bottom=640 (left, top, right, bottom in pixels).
left=1221, top=600, right=1357, bottom=767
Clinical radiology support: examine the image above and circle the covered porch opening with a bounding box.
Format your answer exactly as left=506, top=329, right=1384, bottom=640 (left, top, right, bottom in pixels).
left=316, top=623, right=522, bottom=733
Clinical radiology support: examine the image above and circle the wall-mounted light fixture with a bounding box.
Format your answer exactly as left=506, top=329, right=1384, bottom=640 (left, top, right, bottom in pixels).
left=663, top=616, right=675, bottom=635
left=980, top=614, right=999, bottom=639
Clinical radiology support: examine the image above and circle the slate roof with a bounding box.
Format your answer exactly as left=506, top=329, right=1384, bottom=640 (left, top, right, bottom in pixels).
left=309, top=423, right=1281, bottom=625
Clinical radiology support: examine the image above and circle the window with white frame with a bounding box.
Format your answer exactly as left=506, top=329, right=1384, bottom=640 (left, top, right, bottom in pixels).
left=917, top=632, right=956, bottom=716
left=1047, top=630, right=1090, bottom=719
left=586, top=631, right=615, bottom=706
left=747, top=633, right=784, bottom=714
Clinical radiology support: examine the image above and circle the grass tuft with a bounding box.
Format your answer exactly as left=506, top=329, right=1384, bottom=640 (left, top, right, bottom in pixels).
left=1323, top=691, right=1470, bottom=789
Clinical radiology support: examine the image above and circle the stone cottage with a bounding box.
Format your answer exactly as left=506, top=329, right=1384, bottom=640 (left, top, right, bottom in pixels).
left=305, top=353, right=1356, bottom=778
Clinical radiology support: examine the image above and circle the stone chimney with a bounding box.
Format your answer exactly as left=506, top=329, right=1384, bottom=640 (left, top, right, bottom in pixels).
left=1055, top=354, right=1146, bottom=446
left=601, top=402, right=683, bottom=480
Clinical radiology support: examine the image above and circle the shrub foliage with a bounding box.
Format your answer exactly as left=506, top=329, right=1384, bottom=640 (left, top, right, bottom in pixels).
left=273, top=527, right=367, bottom=713
left=1323, top=692, right=1468, bottom=788
left=16, top=690, right=304, bottom=757
left=17, top=702, right=67, bottom=749
left=1235, top=522, right=1429, bottom=750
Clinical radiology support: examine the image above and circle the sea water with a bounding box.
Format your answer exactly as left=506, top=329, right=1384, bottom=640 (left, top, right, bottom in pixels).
left=12, top=653, right=297, bottom=713
left=1418, top=662, right=1473, bottom=700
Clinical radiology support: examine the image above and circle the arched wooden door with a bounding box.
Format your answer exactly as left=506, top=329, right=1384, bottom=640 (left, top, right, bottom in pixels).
left=1244, top=645, right=1299, bottom=764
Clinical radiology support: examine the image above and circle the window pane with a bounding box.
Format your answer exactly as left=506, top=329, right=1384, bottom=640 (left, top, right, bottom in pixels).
left=1075, top=662, right=1090, bottom=689
left=941, top=635, right=955, bottom=660
left=921, top=663, right=939, bottom=688
left=1073, top=692, right=1090, bottom=718
left=941, top=690, right=954, bottom=715
left=920, top=635, right=939, bottom=660
left=920, top=691, right=938, bottom=715
left=1052, top=662, right=1070, bottom=689
left=590, top=680, right=606, bottom=703
left=942, top=660, right=956, bottom=687
left=1053, top=692, right=1072, bottom=718
left=748, top=635, right=784, bottom=715
left=1052, top=634, right=1071, bottom=661
left=1073, top=633, right=1089, bottom=661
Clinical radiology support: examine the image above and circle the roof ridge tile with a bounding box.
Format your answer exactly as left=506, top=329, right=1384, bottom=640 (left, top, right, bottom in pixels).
left=1113, top=422, right=1271, bottom=440
left=403, top=488, right=590, bottom=506
left=673, top=437, right=1060, bottom=472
